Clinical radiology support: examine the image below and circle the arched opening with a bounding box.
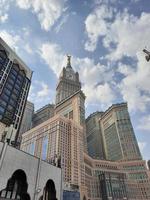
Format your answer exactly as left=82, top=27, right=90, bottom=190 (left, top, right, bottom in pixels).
left=39, top=179, right=57, bottom=200
left=0, top=169, right=30, bottom=200
left=83, top=195, right=86, bottom=200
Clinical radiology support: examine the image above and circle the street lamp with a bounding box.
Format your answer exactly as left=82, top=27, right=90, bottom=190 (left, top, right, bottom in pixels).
left=143, top=49, right=150, bottom=62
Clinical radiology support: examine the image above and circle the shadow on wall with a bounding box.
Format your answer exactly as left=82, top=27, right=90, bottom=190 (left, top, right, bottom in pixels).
left=39, top=179, right=57, bottom=200
left=83, top=196, right=86, bottom=200
left=0, top=169, right=57, bottom=200
left=0, top=169, right=30, bottom=200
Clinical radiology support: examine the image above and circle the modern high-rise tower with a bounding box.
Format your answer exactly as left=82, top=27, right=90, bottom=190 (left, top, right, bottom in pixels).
left=55, top=55, right=81, bottom=105
left=32, top=104, right=55, bottom=127
left=0, top=37, right=32, bottom=144
left=86, top=103, right=142, bottom=161
left=100, top=103, right=142, bottom=161
left=86, top=111, right=105, bottom=159
left=18, top=101, right=34, bottom=142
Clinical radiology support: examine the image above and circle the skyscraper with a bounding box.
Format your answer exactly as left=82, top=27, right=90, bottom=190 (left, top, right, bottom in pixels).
left=86, top=111, right=105, bottom=159
left=100, top=103, right=142, bottom=161
left=21, top=55, right=150, bottom=200
left=32, top=104, right=54, bottom=127
left=0, top=37, right=32, bottom=144
left=56, top=55, right=81, bottom=105
left=18, top=101, right=34, bottom=142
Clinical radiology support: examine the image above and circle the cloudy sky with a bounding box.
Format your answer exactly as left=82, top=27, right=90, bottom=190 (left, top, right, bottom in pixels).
left=0, top=0, right=150, bottom=160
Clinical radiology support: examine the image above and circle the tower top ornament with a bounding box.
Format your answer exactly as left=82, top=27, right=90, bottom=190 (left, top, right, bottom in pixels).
left=67, top=54, right=71, bottom=66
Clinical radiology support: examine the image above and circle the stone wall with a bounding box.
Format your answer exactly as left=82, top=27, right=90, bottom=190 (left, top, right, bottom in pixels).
left=0, top=142, right=62, bottom=200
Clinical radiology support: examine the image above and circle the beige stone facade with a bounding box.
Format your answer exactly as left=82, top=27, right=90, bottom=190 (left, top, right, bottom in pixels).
left=21, top=104, right=150, bottom=200
left=83, top=154, right=150, bottom=200
left=21, top=114, right=85, bottom=192
left=21, top=58, right=150, bottom=200
left=0, top=122, right=6, bottom=141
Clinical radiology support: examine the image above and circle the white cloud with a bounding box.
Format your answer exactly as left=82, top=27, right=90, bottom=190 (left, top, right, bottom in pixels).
left=0, top=30, right=20, bottom=49
left=117, top=63, right=135, bottom=76
left=0, top=29, right=33, bottom=56
left=138, top=115, right=150, bottom=131
left=0, top=0, right=11, bottom=23
left=104, top=12, right=150, bottom=61
left=0, top=14, right=8, bottom=23
left=83, top=83, right=115, bottom=106
left=84, top=5, right=114, bottom=51
left=24, top=43, right=33, bottom=54
left=138, top=141, right=146, bottom=153
left=118, top=53, right=150, bottom=112
left=55, top=13, right=69, bottom=33
left=28, top=80, right=54, bottom=110
left=37, top=82, right=49, bottom=97
left=40, top=42, right=115, bottom=107
left=40, top=43, right=66, bottom=76
left=40, top=40, right=150, bottom=112
left=85, top=6, right=150, bottom=112
left=85, top=5, right=150, bottom=58
left=15, top=0, right=67, bottom=31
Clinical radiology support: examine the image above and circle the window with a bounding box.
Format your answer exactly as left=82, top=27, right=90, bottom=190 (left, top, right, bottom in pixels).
left=42, top=136, right=48, bottom=160
left=30, top=142, right=35, bottom=155
left=0, top=106, right=5, bottom=113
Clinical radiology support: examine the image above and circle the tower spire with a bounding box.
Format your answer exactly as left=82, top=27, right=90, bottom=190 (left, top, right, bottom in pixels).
left=66, top=54, right=71, bottom=67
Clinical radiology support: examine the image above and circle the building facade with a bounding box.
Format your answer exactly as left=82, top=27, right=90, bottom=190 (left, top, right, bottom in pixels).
left=147, top=160, right=150, bottom=170
left=32, top=104, right=54, bottom=128
left=83, top=153, right=150, bottom=200
left=99, top=103, right=142, bottom=161
left=0, top=141, right=61, bottom=200
left=55, top=55, right=81, bottom=105
left=0, top=37, right=32, bottom=144
left=21, top=115, right=85, bottom=195
left=21, top=56, right=150, bottom=200
left=86, top=112, right=105, bottom=160
left=18, top=101, right=34, bottom=142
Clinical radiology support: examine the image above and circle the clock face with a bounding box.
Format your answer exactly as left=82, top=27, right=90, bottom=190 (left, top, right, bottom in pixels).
left=67, top=73, right=74, bottom=80
left=69, top=74, right=74, bottom=80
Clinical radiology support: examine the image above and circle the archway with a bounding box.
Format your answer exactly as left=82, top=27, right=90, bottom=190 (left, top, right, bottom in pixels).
left=0, top=169, right=30, bottom=200
left=39, top=179, right=57, bottom=200
left=83, top=195, right=87, bottom=200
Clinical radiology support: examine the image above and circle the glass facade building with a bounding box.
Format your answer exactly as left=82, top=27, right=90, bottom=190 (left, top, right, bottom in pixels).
left=99, top=171, right=128, bottom=200
left=0, top=37, right=32, bottom=144
left=19, top=101, right=34, bottom=135
left=86, top=112, right=105, bottom=159
left=63, top=190, right=80, bottom=200
left=100, top=103, right=142, bottom=161
left=32, top=104, right=54, bottom=127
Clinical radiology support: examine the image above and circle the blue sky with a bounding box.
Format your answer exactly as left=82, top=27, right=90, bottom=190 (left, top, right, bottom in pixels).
left=0, top=0, right=150, bottom=160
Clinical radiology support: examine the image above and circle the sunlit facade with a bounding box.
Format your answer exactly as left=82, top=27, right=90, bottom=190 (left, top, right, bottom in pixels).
left=21, top=56, right=150, bottom=200
left=21, top=115, right=85, bottom=189
left=83, top=154, right=150, bottom=200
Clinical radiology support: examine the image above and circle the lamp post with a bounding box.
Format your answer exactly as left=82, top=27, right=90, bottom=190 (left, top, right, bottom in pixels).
left=143, top=49, right=150, bottom=62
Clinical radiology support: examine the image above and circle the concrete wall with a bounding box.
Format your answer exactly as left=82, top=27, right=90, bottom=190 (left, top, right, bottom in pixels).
left=0, top=142, right=3, bottom=153
left=0, top=142, right=62, bottom=200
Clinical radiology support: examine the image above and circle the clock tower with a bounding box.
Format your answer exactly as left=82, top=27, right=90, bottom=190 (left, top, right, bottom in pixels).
left=56, top=55, right=81, bottom=105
